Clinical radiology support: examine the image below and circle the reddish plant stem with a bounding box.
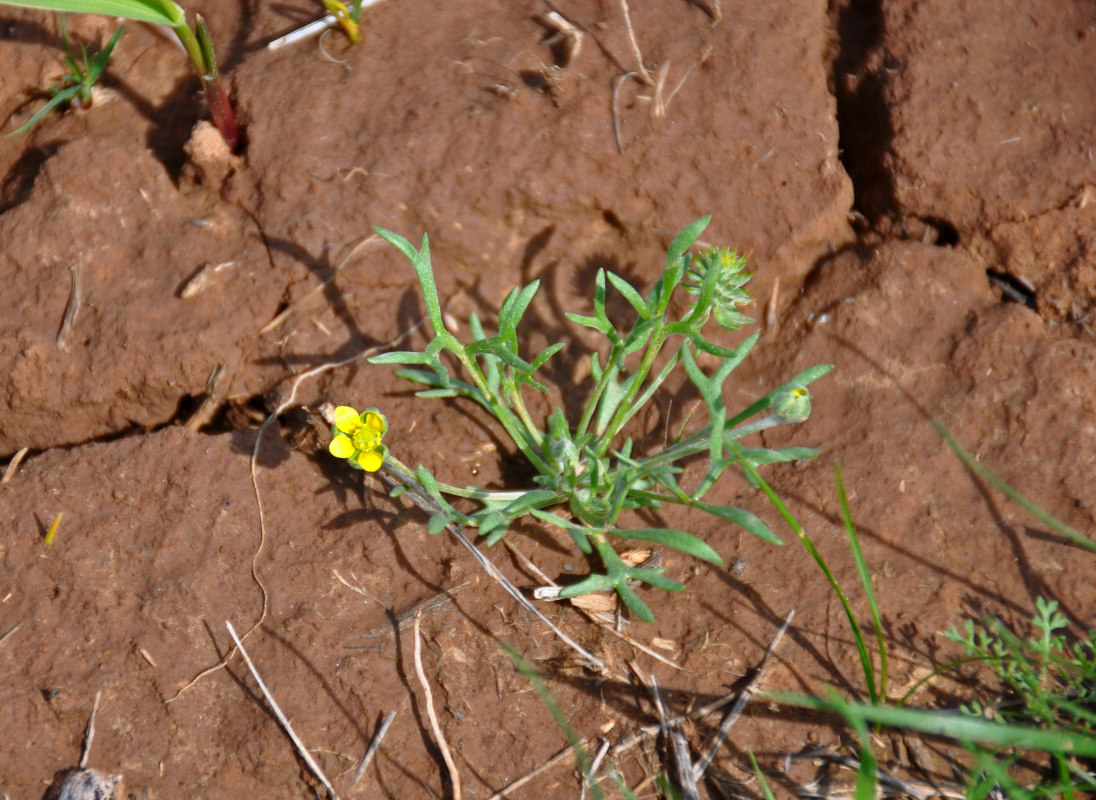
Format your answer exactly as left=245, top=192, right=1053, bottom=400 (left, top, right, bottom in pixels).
left=202, top=78, right=238, bottom=151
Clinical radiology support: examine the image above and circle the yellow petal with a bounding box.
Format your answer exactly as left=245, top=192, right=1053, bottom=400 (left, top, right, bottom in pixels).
left=362, top=410, right=387, bottom=434
left=333, top=406, right=360, bottom=433
left=329, top=434, right=355, bottom=458
left=356, top=449, right=384, bottom=472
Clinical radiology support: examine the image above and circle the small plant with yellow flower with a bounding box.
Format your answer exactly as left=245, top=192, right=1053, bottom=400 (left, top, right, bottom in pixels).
left=330, top=217, right=830, bottom=621
left=327, top=406, right=388, bottom=472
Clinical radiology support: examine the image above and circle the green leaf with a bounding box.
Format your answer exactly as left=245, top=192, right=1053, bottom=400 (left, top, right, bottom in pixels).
left=557, top=572, right=614, bottom=598
left=0, top=0, right=179, bottom=25
left=666, top=216, right=711, bottom=274
left=691, top=500, right=783, bottom=545
left=605, top=271, right=648, bottom=317
left=606, top=526, right=723, bottom=565
left=738, top=446, right=820, bottom=465
left=529, top=508, right=593, bottom=553
left=615, top=583, right=654, bottom=622
left=4, top=87, right=77, bottom=136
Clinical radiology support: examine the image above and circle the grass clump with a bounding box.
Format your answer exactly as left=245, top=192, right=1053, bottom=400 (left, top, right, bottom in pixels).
left=332, top=217, right=830, bottom=621
left=768, top=428, right=1096, bottom=799
left=1, top=0, right=238, bottom=148
left=4, top=14, right=122, bottom=136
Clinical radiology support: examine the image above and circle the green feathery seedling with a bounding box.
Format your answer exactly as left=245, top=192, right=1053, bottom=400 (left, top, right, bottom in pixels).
left=1, top=0, right=237, bottom=148
left=330, top=217, right=831, bottom=621
left=4, top=14, right=123, bottom=136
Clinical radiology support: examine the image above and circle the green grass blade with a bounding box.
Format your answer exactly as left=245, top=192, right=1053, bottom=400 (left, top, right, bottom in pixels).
left=501, top=643, right=604, bottom=800
left=747, top=752, right=777, bottom=800
left=5, top=87, right=77, bottom=136
left=0, top=0, right=178, bottom=25
left=934, top=421, right=1096, bottom=554
left=773, top=691, right=1096, bottom=757
left=732, top=442, right=878, bottom=702
left=835, top=462, right=888, bottom=704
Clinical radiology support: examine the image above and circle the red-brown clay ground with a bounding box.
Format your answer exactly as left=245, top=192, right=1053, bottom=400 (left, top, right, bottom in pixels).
left=1, top=1, right=1095, bottom=798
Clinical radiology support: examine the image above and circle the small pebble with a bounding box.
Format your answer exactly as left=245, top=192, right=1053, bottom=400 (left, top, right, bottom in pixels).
left=44, top=768, right=123, bottom=800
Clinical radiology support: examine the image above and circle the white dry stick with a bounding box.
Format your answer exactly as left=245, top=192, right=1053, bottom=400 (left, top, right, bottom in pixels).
left=765, top=276, right=781, bottom=332
left=0, top=621, right=21, bottom=648
left=80, top=690, right=102, bottom=768
left=412, top=614, right=462, bottom=800
left=612, top=71, right=637, bottom=154
left=376, top=462, right=604, bottom=671
left=267, top=0, right=388, bottom=50
left=354, top=710, right=397, bottom=785
left=57, top=261, right=81, bottom=352
left=692, top=609, right=795, bottom=781
left=487, top=741, right=588, bottom=800
left=670, top=727, right=700, bottom=800
left=509, top=540, right=678, bottom=670
left=1, top=447, right=28, bottom=484
left=225, top=621, right=341, bottom=800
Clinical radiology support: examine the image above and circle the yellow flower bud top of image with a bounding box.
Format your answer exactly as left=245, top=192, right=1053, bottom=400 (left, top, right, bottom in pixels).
left=328, top=406, right=388, bottom=472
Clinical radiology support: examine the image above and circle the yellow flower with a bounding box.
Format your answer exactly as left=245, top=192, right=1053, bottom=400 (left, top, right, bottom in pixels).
left=328, top=406, right=388, bottom=471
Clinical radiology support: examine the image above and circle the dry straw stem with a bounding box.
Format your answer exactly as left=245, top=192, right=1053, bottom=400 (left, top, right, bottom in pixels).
left=1, top=447, right=29, bottom=483
left=374, top=461, right=605, bottom=671
left=617, top=0, right=652, bottom=85
left=692, top=608, right=794, bottom=780
left=798, top=749, right=966, bottom=799
left=354, top=710, right=397, bottom=785
left=412, top=613, right=462, bottom=800
left=486, top=740, right=590, bottom=800
left=57, top=261, right=81, bottom=352
left=0, top=621, right=21, bottom=648
left=267, top=0, right=388, bottom=50
left=612, top=71, right=637, bottom=154
left=605, top=609, right=796, bottom=772
left=225, top=620, right=340, bottom=800
left=80, top=690, right=102, bottom=768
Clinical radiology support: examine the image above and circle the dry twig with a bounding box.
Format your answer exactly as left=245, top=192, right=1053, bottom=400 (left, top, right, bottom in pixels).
left=57, top=261, right=80, bottom=352
left=617, top=0, right=652, bottom=85
left=354, top=710, right=396, bottom=785
left=692, top=609, right=794, bottom=780
left=412, top=613, right=462, bottom=800
left=0, top=622, right=21, bottom=648
left=1, top=447, right=28, bottom=484
left=79, top=690, right=101, bottom=768
left=225, top=620, right=340, bottom=800
left=486, top=741, right=589, bottom=800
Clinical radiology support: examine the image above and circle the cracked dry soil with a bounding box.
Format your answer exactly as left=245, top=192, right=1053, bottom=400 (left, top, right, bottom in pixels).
left=1, top=1, right=1095, bottom=797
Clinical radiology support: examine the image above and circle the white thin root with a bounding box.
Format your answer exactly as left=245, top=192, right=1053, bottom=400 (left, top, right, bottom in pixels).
left=618, top=0, right=652, bottom=85
left=225, top=621, right=340, bottom=800
left=413, top=614, right=462, bottom=800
